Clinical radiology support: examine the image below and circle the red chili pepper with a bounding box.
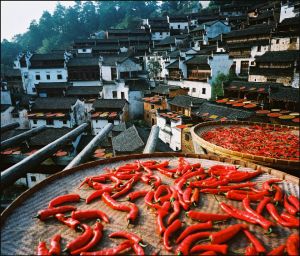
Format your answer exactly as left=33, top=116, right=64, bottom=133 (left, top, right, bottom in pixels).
left=208, top=165, right=237, bottom=176
left=210, top=223, right=248, bottom=244
left=266, top=203, right=298, bottom=228
left=71, top=222, right=103, bottom=255
left=124, top=190, right=148, bottom=201
left=48, top=194, right=81, bottom=208
left=178, top=192, right=190, bottom=211
left=283, top=195, right=298, bottom=215
left=176, top=221, right=213, bottom=244
left=256, top=197, right=271, bottom=215
left=287, top=194, right=300, bottom=212
left=286, top=233, right=299, bottom=256
left=200, top=188, right=228, bottom=194
left=146, top=160, right=169, bottom=169
left=127, top=202, right=139, bottom=224
left=49, top=234, right=61, bottom=256
left=157, top=201, right=171, bottom=236
left=64, top=224, right=93, bottom=253
left=199, top=251, right=217, bottom=256
left=191, top=188, right=200, bottom=206
left=266, top=244, right=285, bottom=256
left=35, top=205, right=77, bottom=221
left=71, top=209, right=109, bottom=223
left=37, top=241, right=49, bottom=256
left=158, top=168, right=174, bottom=178
left=190, top=244, right=228, bottom=254
left=109, top=231, right=143, bottom=244
left=175, top=178, right=186, bottom=195
left=243, top=229, right=266, bottom=253
left=148, top=175, right=161, bottom=188
left=154, top=185, right=171, bottom=202
left=131, top=242, right=145, bottom=256
left=140, top=175, right=150, bottom=184
left=175, top=170, right=206, bottom=183
left=80, top=241, right=131, bottom=256
left=170, top=186, right=179, bottom=201
left=272, top=184, right=283, bottom=204
left=242, top=197, right=274, bottom=231
left=55, top=213, right=83, bottom=231
left=280, top=212, right=300, bottom=226
left=245, top=244, right=257, bottom=256
left=262, top=179, right=282, bottom=192
left=142, top=166, right=153, bottom=177
left=163, top=219, right=182, bottom=251
left=175, top=232, right=211, bottom=255
left=115, top=173, right=137, bottom=180
left=167, top=200, right=180, bottom=225
left=86, top=187, right=114, bottom=204
left=194, top=179, right=229, bottom=189
left=111, top=178, right=134, bottom=199
left=226, top=170, right=262, bottom=182
left=108, top=175, right=123, bottom=188
left=144, top=191, right=162, bottom=210
left=182, top=187, right=192, bottom=204
left=226, top=190, right=265, bottom=201
left=219, top=201, right=257, bottom=224
left=187, top=210, right=231, bottom=222
left=219, top=182, right=256, bottom=190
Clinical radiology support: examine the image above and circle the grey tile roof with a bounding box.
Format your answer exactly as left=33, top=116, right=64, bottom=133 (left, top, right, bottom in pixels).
left=125, top=79, right=150, bottom=91
left=269, top=86, right=299, bottom=103
left=169, top=95, right=206, bottom=108
left=255, top=50, right=300, bottom=63
left=184, top=55, right=209, bottom=65
left=223, top=24, right=274, bottom=38
left=165, top=60, right=179, bottom=69
left=36, top=82, right=72, bottom=90
left=1, top=128, right=29, bottom=141
left=193, top=102, right=254, bottom=120
left=151, top=85, right=181, bottom=95
left=66, top=86, right=102, bottom=96
left=30, top=53, right=65, bottom=61
left=112, top=125, right=145, bottom=152
left=77, top=134, right=111, bottom=152
left=31, top=97, right=78, bottom=111
left=67, top=57, right=99, bottom=67
left=1, top=104, right=11, bottom=112
left=92, top=99, right=127, bottom=110
left=156, top=35, right=187, bottom=46
left=28, top=128, right=73, bottom=146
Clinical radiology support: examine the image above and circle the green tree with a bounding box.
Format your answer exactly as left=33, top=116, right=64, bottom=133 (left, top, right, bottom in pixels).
left=211, top=71, right=237, bottom=100
left=147, top=59, right=162, bottom=84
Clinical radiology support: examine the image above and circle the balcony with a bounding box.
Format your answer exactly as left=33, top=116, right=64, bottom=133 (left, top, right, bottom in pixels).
left=187, top=70, right=210, bottom=81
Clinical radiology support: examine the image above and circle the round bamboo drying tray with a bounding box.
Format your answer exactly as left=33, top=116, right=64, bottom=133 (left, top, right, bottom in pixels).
left=191, top=121, right=300, bottom=173
left=1, top=153, right=299, bottom=255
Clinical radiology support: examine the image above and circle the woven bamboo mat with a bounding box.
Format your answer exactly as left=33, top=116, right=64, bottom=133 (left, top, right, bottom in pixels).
left=1, top=153, right=299, bottom=255
left=192, top=121, right=300, bottom=172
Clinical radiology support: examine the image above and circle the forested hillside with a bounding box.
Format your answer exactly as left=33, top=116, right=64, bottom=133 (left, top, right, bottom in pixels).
left=1, top=1, right=202, bottom=69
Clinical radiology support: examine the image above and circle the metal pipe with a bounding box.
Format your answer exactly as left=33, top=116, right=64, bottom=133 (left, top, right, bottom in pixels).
left=0, top=125, right=47, bottom=151
left=64, top=123, right=113, bottom=170
left=1, top=123, right=88, bottom=187
left=143, top=125, right=159, bottom=154
left=0, top=122, right=19, bottom=133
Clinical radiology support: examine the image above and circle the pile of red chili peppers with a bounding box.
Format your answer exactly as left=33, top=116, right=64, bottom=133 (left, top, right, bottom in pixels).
left=35, top=158, right=299, bottom=255
left=202, top=125, right=300, bottom=161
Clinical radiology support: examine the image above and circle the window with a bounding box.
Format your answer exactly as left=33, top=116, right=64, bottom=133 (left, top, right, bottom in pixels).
left=202, top=88, right=206, bottom=94
left=152, top=118, right=155, bottom=125
left=178, top=25, right=180, bottom=29
left=32, top=87, right=36, bottom=93
left=24, top=73, right=28, bottom=79
left=290, top=38, right=297, bottom=43
left=185, top=134, right=190, bottom=141
left=30, top=176, right=36, bottom=182
left=112, top=91, right=117, bottom=98
left=35, top=74, right=40, bottom=80
left=276, top=39, right=279, bottom=44
left=185, top=26, right=187, bottom=29
left=121, top=92, right=125, bottom=99
left=33, top=120, right=37, bottom=124
left=57, top=74, right=63, bottom=80
left=46, top=119, right=54, bottom=125
left=257, top=46, right=261, bottom=52
left=46, top=74, right=50, bottom=80
left=82, top=48, right=87, bottom=52
left=192, top=88, right=196, bottom=92
left=63, top=120, right=67, bottom=124
left=151, top=105, right=154, bottom=109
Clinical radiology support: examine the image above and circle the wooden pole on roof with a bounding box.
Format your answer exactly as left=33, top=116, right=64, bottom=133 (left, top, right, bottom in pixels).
left=1, top=123, right=88, bottom=188
left=0, top=122, right=19, bottom=133
left=1, top=125, right=47, bottom=151
left=63, top=123, right=113, bottom=170
left=143, top=125, right=160, bottom=154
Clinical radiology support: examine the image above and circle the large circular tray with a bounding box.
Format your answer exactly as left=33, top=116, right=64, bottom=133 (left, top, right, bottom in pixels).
left=1, top=153, right=299, bottom=255
left=191, top=121, right=300, bottom=173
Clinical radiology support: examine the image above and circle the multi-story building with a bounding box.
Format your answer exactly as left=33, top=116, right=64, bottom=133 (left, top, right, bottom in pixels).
left=14, top=52, right=71, bottom=95
left=90, top=99, right=128, bottom=135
